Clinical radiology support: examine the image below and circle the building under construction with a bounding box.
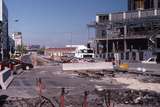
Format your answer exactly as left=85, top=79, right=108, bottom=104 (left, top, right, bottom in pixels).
left=88, top=0, right=160, bottom=61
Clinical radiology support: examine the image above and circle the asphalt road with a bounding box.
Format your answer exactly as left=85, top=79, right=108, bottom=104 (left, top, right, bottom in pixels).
left=0, top=65, right=116, bottom=98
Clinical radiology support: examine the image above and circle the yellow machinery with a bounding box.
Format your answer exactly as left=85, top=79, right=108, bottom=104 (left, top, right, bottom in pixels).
left=118, top=63, right=129, bottom=72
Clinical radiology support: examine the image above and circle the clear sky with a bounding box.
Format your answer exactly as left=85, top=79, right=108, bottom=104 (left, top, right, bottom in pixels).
left=5, top=0, right=127, bottom=47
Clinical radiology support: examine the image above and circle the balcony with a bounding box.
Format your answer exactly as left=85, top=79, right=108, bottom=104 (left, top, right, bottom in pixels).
left=97, top=9, right=160, bottom=23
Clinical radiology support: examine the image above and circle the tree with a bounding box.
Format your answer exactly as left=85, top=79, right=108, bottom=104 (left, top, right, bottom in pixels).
left=16, top=44, right=27, bottom=55
left=37, top=46, right=45, bottom=55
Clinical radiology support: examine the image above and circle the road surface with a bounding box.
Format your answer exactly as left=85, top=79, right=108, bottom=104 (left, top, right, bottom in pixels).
left=0, top=61, right=160, bottom=107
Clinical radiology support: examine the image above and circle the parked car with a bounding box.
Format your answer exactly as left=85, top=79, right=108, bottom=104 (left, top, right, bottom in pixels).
left=9, top=59, right=21, bottom=65
left=9, top=59, right=33, bottom=70
left=141, top=57, right=157, bottom=64
left=21, top=61, right=34, bottom=70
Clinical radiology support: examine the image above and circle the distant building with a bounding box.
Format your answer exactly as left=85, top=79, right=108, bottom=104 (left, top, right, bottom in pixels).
left=0, top=0, right=9, bottom=61
left=128, top=0, right=160, bottom=11
left=45, top=47, right=76, bottom=60
left=9, top=36, right=15, bottom=54
left=27, top=45, right=40, bottom=52
left=11, top=32, right=22, bottom=49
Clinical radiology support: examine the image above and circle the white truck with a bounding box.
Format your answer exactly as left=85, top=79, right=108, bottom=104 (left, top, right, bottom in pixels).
left=74, top=45, right=94, bottom=59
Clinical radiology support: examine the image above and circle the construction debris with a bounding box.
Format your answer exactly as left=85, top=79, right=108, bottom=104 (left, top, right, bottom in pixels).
left=1, top=89, right=160, bottom=107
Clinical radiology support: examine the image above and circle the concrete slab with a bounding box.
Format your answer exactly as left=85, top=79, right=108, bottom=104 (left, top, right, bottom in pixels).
left=62, top=62, right=113, bottom=71
left=128, top=63, right=160, bottom=75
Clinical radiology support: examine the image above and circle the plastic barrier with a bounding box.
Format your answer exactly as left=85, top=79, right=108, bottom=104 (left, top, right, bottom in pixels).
left=0, top=62, right=4, bottom=71
left=0, top=67, right=13, bottom=90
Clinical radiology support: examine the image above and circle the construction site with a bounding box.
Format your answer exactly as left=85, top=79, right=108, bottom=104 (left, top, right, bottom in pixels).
left=0, top=0, right=160, bottom=107
left=88, top=0, right=160, bottom=61
left=0, top=53, right=158, bottom=107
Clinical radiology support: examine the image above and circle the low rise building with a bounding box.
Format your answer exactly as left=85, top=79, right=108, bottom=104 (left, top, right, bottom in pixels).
left=27, top=45, right=40, bottom=52
left=11, top=32, right=22, bottom=48
left=0, top=0, right=10, bottom=61
left=9, top=36, right=15, bottom=55
left=45, top=47, right=76, bottom=60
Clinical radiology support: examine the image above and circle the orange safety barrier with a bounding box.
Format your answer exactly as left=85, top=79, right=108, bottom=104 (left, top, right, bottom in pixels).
left=60, top=88, right=65, bottom=107
left=0, top=63, right=4, bottom=71
left=36, top=78, right=45, bottom=95
left=82, top=91, right=89, bottom=107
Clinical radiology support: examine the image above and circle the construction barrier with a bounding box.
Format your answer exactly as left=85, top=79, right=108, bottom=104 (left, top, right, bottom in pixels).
left=0, top=67, right=13, bottom=90
left=62, top=62, right=113, bottom=71
left=60, top=88, right=65, bottom=107
left=82, top=91, right=88, bottom=107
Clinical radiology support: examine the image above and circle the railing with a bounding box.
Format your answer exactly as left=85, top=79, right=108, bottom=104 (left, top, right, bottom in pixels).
left=141, top=9, right=154, bottom=18
left=98, top=9, right=160, bottom=22
left=125, top=11, right=139, bottom=20
left=111, top=12, right=123, bottom=22
left=95, top=34, right=147, bottom=40
left=158, top=9, right=160, bottom=15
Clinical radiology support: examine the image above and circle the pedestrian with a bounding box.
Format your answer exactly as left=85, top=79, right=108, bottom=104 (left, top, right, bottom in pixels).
left=112, top=57, right=116, bottom=77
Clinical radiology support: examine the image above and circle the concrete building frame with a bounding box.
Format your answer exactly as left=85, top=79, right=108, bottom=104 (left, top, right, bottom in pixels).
left=88, top=0, right=160, bottom=61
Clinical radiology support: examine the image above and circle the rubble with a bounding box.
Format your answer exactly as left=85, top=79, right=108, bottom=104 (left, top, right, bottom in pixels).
left=1, top=88, right=160, bottom=107
left=115, top=77, right=160, bottom=93
left=1, top=61, right=160, bottom=107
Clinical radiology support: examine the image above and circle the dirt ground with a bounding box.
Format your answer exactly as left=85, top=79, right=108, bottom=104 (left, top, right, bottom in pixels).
left=1, top=61, right=160, bottom=107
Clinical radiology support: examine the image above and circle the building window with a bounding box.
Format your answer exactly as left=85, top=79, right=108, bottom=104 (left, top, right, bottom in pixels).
left=135, top=0, right=145, bottom=10
left=126, top=52, right=129, bottom=60
left=144, top=0, right=154, bottom=9
left=158, top=0, right=160, bottom=8
left=99, top=15, right=109, bottom=22
left=101, top=30, right=106, bottom=37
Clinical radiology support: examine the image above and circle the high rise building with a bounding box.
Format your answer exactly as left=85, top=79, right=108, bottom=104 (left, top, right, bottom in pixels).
left=0, top=0, right=9, bottom=61
left=128, top=0, right=160, bottom=10
left=88, top=0, right=160, bottom=61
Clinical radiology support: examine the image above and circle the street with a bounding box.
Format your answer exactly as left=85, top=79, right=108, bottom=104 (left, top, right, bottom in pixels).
left=0, top=58, right=160, bottom=107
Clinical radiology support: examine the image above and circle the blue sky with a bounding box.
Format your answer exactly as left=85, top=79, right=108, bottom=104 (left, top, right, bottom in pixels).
left=5, top=0, right=127, bottom=47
